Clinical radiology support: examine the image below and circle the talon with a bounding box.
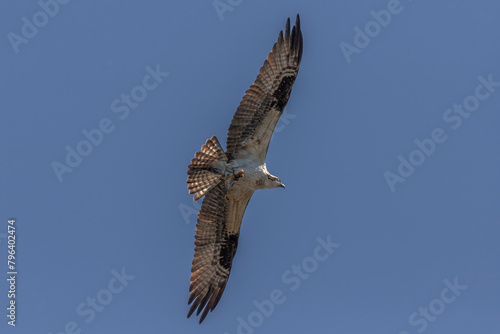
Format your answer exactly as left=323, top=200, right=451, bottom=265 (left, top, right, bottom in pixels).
left=234, top=169, right=244, bottom=178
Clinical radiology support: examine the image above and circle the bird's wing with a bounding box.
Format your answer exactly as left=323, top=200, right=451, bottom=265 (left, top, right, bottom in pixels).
left=187, top=182, right=254, bottom=323
left=226, top=14, right=303, bottom=161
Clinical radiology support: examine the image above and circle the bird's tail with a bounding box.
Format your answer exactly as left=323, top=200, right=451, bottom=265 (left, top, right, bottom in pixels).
left=187, top=136, right=228, bottom=201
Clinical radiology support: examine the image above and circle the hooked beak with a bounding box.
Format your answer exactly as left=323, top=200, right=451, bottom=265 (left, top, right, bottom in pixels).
left=279, top=182, right=286, bottom=189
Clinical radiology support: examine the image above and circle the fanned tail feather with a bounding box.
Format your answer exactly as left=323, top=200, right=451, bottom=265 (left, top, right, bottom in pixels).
left=187, top=136, right=227, bottom=201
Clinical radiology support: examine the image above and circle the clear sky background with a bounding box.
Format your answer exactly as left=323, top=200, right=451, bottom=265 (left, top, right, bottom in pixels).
left=1, top=1, right=499, bottom=333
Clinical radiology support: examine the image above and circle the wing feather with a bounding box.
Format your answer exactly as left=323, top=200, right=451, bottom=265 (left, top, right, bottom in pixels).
left=187, top=182, right=254, bottom=324
left=226, top=14, right=303, bottom=161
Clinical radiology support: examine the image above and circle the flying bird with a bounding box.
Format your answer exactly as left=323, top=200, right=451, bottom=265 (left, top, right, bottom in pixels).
left=186, top=14, right=303, bottom=324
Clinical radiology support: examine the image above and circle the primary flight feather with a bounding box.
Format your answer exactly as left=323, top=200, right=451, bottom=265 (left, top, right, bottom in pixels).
left=186, top=14, right=303, bottom=324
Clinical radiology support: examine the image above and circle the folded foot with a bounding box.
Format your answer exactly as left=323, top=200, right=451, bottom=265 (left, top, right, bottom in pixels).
left=234, top=169, right=244, bottom=178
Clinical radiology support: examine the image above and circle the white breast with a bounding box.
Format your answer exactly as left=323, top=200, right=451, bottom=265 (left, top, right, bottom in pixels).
left=230, top=158, right=268, bottom=190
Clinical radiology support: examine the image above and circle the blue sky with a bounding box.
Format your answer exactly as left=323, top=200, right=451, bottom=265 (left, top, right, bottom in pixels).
left=1, top=0, right=499, bottom=333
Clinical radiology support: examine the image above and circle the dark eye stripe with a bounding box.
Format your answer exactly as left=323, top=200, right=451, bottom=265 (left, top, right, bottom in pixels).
left=268, top=175, right=280, bottom=182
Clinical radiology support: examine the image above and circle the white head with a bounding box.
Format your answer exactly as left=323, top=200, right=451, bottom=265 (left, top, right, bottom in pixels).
left=266, top=174, right=285, bottom=189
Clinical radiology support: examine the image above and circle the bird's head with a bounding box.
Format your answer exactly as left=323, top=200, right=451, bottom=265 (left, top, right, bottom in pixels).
left=268, top=175, right=286, bottom=189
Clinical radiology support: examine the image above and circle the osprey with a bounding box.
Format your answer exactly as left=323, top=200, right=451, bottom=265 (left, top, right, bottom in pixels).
left=186, top=14, right=303, bottom=324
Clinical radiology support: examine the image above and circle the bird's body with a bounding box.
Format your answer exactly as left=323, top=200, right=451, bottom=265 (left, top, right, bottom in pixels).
left=230, top=160, right=278, bottom=189
left=185, top=14, right=303, bottom=323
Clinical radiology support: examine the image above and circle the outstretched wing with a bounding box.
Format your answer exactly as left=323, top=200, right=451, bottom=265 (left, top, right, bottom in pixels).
left=187, top=182, right=254, bottom=324
left=226, top=14, right=303, bottom=161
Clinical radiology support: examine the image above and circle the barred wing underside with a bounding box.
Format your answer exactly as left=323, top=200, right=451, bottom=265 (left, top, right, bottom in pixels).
left=187, top=182, right=253, bottom=323
left=226, top=14, right=303, bottom=161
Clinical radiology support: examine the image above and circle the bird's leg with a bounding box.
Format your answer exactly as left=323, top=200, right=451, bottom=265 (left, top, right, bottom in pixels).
left=225, top=169, right=245, bottom=191
left=233, top=169, right=244, bottom=178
